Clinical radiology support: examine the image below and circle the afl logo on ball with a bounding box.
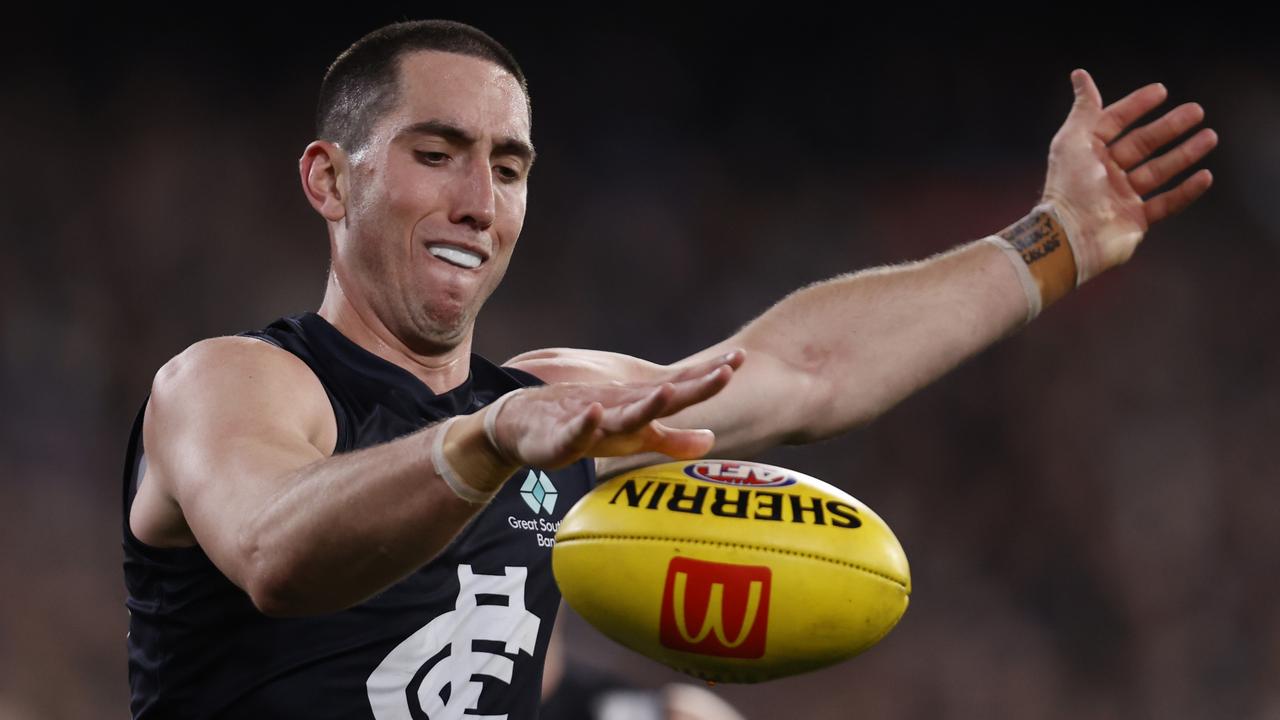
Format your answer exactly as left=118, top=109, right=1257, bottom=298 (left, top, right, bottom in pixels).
left=659, top=557, right=771, bottom=659
left=683, top=461, right=797, bottom=488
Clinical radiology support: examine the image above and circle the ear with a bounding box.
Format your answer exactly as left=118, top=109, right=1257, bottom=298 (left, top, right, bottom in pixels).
left=299, top=140, right=348, bottom=222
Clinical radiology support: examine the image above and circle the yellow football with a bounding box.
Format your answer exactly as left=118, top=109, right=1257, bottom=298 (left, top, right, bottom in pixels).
left=552, top=459, right=911, bottom=683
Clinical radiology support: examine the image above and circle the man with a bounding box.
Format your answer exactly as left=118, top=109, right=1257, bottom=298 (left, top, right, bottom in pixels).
left=121, top=19, right=1216, bottom=720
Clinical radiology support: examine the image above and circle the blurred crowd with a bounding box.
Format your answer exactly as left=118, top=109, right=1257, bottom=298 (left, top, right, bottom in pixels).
left=2, top=13, right=1277, bottom=719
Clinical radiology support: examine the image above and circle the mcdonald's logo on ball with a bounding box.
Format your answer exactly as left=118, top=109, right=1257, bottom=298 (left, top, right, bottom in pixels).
left=658, top=557, right=771, bottom=658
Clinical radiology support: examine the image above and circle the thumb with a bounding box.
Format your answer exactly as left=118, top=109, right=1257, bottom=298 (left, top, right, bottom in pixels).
left=1070, top=68, right=1103, bottom=112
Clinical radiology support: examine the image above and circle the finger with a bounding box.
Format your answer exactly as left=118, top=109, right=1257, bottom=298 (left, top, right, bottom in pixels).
left=1144, top=169, right=1214, bottom=226
left=551, top=402, right=603, bottom=463
left=589, top=356, right=738, bottom=434
left=1096, top=81, right=1168, bottom=144
left=1128, top=127, right=1219, bottom=196
left=666, top=349, right=746, bottom=384
left=607, top=364, right=730, bottom=432
left=647, top=423, right=716, bottom=460
left=605, top=384, right=675, bottom=433
left=1068, top=68, right=1104, bottom=121
left=1110, top=102, right=1205, bottom=170
left=654, top=365, right=734, bottom=417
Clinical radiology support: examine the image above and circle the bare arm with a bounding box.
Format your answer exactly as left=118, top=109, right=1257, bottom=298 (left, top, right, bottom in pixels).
left=508, top=70, right=1217, bottom=477
left=137, top=337, right=498, bottom=616
left=512, top=241, right=1026, bottom=471
left=136, top=337, right=740, bottom=617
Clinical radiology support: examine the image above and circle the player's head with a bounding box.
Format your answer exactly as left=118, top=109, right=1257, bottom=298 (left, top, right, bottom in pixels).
left=300, top=20, right=534, bottom=356
left=316, top=20, right=530, bottom=156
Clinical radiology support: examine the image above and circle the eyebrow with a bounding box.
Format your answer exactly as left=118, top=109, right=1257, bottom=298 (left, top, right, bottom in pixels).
left=395, top=119, right=537, bottom=167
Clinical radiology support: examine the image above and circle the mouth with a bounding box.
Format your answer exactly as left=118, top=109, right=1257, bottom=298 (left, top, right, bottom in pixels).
left=425, top=242, right=487, bottom=270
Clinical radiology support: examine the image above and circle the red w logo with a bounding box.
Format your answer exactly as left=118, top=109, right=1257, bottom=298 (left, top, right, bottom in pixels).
left=659, top=557, right=771, bottom=658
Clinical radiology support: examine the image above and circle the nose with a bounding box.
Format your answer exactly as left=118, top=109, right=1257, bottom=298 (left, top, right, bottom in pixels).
left=448, top=155, right=496, bottom=231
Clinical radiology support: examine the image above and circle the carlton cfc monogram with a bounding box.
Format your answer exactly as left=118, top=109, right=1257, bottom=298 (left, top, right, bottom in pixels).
left=659, top=557, right=772, bottom=658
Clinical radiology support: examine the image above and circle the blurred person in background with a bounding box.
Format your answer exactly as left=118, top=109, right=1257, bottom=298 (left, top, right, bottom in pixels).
left=120, top=17, right=1216, bottom=720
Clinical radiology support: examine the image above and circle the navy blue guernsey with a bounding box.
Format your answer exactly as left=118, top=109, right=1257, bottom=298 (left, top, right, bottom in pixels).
left=122, top=312, right=595, bottom=720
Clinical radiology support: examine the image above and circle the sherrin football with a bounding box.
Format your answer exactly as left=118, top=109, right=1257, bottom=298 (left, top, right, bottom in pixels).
left=552, top=459, right=910, bottom=683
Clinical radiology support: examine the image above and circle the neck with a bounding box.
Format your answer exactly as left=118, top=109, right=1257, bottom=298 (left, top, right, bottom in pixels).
left=318, top=273, right=474, bottom=395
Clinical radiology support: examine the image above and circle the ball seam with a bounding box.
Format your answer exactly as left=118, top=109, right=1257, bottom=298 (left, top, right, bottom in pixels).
left=556, top=533, right=908, bottom=591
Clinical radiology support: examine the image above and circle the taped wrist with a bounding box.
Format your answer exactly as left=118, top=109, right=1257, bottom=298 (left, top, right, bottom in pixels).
left=482, top=390, right=521, bottom=467
left=431, top=417, right=498, bottom=504
left=985, top=202, right=1079, bottom=323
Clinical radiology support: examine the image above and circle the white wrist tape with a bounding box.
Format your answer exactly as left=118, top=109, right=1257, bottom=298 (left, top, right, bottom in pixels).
left=483, top=390, right=521, bottom=466
left=983, top=235, right=1043, bottom=324
left=431, top=417, right=497, bottom=504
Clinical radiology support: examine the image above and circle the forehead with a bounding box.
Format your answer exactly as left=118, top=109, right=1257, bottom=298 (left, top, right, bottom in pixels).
left=386, top=50, right=531, bottom=143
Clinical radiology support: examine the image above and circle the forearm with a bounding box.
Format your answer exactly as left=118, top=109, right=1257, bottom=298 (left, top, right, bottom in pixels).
left=741, top=209, right=1069, bottom=442
left=242, top=412, right=518, bottom=616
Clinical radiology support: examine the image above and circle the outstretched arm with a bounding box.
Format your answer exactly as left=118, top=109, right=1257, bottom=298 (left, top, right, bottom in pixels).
left=509, top=70, right=1217, bottom=476
left=136, top=339, right=740, bottom=616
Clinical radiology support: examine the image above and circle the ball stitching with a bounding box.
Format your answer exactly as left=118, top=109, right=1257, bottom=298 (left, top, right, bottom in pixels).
left=556, top=533, right=908, bottom=591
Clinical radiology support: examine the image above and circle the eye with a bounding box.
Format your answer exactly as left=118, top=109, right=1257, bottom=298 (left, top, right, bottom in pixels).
left=494, top=164, right=523, bottom=183
left=415, top=151, right=449, bottom=165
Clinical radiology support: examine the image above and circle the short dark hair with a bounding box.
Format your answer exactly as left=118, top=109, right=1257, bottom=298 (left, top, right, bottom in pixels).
left=316, top=20, right=529, bottom=153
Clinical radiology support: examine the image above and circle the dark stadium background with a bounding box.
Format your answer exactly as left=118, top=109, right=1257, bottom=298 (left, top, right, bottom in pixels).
left=3, top=8, right=1277, bottom=719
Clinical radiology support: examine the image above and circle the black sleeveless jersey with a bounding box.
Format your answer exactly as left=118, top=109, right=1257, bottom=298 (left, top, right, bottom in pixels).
left=122, top=312, right=595, bottom=720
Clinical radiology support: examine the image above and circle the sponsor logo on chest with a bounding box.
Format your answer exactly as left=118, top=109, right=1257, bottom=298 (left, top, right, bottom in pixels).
left=508, top=469, right=563, bottom=548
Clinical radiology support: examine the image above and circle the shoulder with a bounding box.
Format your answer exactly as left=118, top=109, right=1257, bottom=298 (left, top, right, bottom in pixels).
left=505, top=347, right=666, bottom=385
left=151, top=335, right=321, bottom=408
left=155, top=334, right=302, bottom=381
left=133, top=335, right=336, bottom=548
left=147, top=335, right=335, bottom=457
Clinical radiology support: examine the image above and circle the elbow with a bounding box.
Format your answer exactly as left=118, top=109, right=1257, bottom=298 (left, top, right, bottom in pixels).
left=236, top=513, right=393, bottom=617
left=242, top=548, right=303, bottom=618
left=250, top=580, right=356, bottom=619
left=239, top=531, right=327, bottom=618
left=247, top=572, right=310, bottom=619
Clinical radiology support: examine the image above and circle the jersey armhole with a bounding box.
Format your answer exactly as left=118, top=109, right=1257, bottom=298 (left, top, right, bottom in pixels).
left=121, top=397, right=206, bottom=559
left=244, top=332, right=352, bottom=455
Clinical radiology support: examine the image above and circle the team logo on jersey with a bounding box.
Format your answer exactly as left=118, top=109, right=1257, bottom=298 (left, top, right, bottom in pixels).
left=520, top=470, right=558, bottom=514
left=659, top=557, right=771, bottom=658
left=684, top=461, right=797, bottom=487
left=366, top=564, right=540, bottom=720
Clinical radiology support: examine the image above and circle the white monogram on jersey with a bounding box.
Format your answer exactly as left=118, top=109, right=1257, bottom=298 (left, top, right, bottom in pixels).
left=366, top=564, right=541, bottom=720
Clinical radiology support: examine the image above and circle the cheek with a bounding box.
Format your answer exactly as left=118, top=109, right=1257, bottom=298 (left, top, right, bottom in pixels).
left=378, top=156, right=445, bottom=213
left=499, top=187, right=528, bottom=237
left=384, top=165, right=436, bottom=214
left=354, top=156, right=436, bottom=227
left=347, top=170, right=432, bottom=263
left=341, top=197, right=402, bottom=286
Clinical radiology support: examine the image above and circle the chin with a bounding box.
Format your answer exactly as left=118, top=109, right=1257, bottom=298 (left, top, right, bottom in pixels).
left=407, top=307, right=473, bottom=354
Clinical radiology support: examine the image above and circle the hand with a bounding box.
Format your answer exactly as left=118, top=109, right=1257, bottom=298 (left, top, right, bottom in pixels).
left=1041, top=69, right=1218, bottom=283
left=489, top=351, right=746, bottom=470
